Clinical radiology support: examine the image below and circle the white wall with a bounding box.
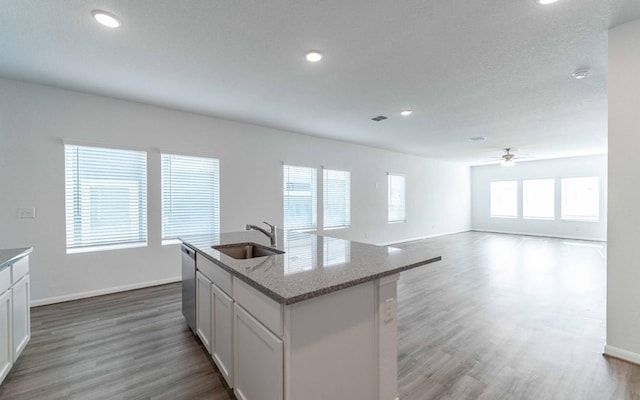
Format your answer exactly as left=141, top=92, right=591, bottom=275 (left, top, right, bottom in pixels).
left=471, top=155, right=607, bottom=241
left=0, top=78, right=470, bottom=304
left=606, top=18, right=640, bottom=363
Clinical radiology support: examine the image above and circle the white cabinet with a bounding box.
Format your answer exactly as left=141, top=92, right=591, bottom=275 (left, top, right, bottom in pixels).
left=11, top=275, right=30, bottom=361
left=196, top=271, right=212, bottom=353
left=0, top=289, right=12, bottom=384
left=234, top=304, right=283, bottom=400
left=211, top=283, right=234, bottom=388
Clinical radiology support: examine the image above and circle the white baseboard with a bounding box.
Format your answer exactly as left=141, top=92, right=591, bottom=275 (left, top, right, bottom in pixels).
left=604, top=344, right=640, bottom=366
left=377, top=229, right=471, bottom=246
left=31, top=276, right=182, bottom=307
left=471, top=229, right=606, bottom=242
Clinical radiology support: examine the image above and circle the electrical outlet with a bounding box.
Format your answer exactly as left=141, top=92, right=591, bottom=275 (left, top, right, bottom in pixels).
left=384, top=298, right=395, bottom=322
left=18, top=207, right=36, bottom=219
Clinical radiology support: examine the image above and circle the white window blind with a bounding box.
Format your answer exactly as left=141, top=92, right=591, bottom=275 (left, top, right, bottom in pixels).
left=323, top=169, right=350, bottom=229
left=64, top=145, right=147, bottom=251
left=388, top=173, right=406, bottom=223
left=161, top=154, right=220, bottom=240
left=561, top=177, right=599, bottom=222
left=490, top=180, right=517, bottom=218
left=283, top=165, right=317, bottom=230
left=523, top=179, right=555, bottom=220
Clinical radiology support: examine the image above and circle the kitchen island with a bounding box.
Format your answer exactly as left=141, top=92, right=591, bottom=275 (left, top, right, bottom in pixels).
left=181, top=230, right=440, bottom=400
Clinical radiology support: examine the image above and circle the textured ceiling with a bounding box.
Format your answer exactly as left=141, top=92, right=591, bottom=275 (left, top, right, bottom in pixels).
left=2, top=0, right=640, bottom=164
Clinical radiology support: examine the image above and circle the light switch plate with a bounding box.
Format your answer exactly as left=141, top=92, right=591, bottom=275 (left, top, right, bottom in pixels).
left=18, top=207, right=36, bottom=219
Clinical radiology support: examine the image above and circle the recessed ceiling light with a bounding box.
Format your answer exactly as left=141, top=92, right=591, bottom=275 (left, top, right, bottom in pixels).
left=572, top=68, right=590, bottom=79
left=92, top=10, right=121, bottom=28
left=400, top=110, right=413, bottom=116
left=535, top=0, right=559, bottom=5
left=305, top=50, right=323, bottom=63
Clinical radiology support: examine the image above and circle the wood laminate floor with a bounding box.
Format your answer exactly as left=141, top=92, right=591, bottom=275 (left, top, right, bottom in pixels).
left=395, top=232, right=640, bottom=400
left=1, top=232, right=639, bottom=399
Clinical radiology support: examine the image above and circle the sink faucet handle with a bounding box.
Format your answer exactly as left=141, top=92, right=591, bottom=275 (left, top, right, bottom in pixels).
left=262, top=221, right=276, bottom=232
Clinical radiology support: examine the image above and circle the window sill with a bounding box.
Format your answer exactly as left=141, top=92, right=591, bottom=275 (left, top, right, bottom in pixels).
left=490, top=216, right=517, bottom=219
left=66, top=241, right=148, bottom=254
left=323, top=226, right=350, bottom=231
left=388, top=220, right=406, bottom=224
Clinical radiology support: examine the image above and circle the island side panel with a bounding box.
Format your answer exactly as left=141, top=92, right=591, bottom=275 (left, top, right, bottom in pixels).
left=284, top=281, right=378, bottom=400
left=377, top=274, right=399, bottom=400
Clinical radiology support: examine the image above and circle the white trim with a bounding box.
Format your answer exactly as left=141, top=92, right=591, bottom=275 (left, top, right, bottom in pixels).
left=31, top=276, right=181, bottom=307
left=376, top=229, right=471, bottom=246
left=66, top=241, right=148, bottom=254
left=604, top=345, right=640, bottom=365
left=471, top=229, right=606, bottom=242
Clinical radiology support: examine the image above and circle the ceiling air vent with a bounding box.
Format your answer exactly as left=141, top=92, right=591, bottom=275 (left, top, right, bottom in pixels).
left=371, top=115, right=389, bottom=122
left=469, top=136, right=487, bottom=141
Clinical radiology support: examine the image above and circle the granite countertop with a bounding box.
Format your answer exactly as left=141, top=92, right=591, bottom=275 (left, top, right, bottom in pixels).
left=181, top=230, right=441, bottom=305
left=0, top=247, right=33, bottom=272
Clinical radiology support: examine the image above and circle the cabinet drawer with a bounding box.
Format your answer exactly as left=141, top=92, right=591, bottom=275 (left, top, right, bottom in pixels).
left=0, top=268, right=10, bottom=294
left=233, top=278, right=283, bottom=337
left=11, top=256, right=29, bottom=284
left=197, top=254, right=232, bottom=296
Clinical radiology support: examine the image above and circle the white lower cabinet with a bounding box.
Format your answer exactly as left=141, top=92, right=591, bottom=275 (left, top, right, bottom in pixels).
left=211, top=283, right=234, bottom=388
left=0, top=289, right=12, bottom=384
left=196, top=271, right=212, bottom=353
left=233, top=304, right=283, bottom=400
left=11, top=275, right=30, bottom=361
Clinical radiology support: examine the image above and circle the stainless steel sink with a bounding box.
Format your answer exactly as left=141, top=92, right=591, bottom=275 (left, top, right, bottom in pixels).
left=212, top=242, right=284, bottom=259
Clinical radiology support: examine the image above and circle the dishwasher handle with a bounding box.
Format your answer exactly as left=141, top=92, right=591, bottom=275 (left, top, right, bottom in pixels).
left=182, top=245, right=195, bottom=259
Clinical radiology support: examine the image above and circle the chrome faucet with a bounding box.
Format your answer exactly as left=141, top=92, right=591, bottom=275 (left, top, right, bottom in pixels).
left=245, top=221, right=277, bottom=247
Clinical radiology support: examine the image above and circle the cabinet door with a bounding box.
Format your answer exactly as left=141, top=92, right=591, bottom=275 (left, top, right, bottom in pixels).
left=196, top=271, right=212, bottom=353
left=12, top=275, right=30, bottom=361
left=0, top=290, right=12, bottom=384
left=212, top=284, right=233, bottom=388
left=234, top=304, right=283, bottom=400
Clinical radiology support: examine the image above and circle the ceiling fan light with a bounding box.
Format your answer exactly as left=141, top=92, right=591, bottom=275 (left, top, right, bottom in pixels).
left=501, top=159, right=515, bottom=167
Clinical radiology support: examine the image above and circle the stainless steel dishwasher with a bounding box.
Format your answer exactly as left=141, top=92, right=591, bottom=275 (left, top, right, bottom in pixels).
left=181, top=244, right=196, bottom=333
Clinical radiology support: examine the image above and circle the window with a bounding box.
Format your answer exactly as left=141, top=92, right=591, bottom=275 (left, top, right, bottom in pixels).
left=283, top=165, right=317, bottom=230
left=161, top=154, right=220, bottom=241
left=64, top=145, right=147, bottom=252
left=561, top=177, right=600, bottom=221
left=523, top=179, right=555, bottom=220
left=388, top=173, right=406, bottom=223
left=490, top=180, right=517, bottom=218
left=323, top=169, right=350, bottom=229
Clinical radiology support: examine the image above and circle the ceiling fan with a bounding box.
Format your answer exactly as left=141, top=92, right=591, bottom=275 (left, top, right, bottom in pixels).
left=482, top=148, right=532, bottom=167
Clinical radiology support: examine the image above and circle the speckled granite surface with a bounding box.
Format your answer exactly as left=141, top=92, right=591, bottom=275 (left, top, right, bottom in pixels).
left=0, top=247, right=32, bottom=271
left=181, top=230, right=441, bottom=305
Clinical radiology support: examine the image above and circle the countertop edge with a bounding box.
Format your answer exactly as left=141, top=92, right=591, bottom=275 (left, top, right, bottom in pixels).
left=0, top=247, right=33, bottom=271
left=184, top=239, right=440, bottom=305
